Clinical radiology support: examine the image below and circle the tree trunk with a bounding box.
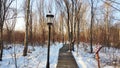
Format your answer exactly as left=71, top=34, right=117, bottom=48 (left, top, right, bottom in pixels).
left=77, top=20, right=80, bottom=54
left=90, top=0, right=93, bottom=53
left=29, top=10, right=33, bottom=46
left=42, top=29, right=45, bottom=44
left=67, top=11, right=70, bottom=50
left=0, top=27, right=3, bottom=61
left=119, top=29, right=120, bottom=41
left=7, top=30, right=12, bottom=44
left=23, top=0, right=30, bottom=56
left=0, top=0, right=3, bottom=61
left=52, top=25, right=55, bottom=43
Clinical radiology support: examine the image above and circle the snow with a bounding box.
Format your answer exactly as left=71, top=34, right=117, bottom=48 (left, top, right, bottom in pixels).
left=72, top=43, right=97, bottom=68
left=1, top=42, right=120, bottom=68
left=72, top=43, right=120, bottom=68
left=99, top=47, right=120, bottom=68
left=0, top=42, right=63, bottom=68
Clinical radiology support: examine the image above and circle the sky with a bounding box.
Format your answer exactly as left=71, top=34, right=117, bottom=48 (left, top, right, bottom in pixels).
left=8, top=0, right=120, bottom=31
left=15, top=18, right=25, bottom=31
left=10, top=0, right=25, bottom=31
left=11, top=0, right=55, bottom=31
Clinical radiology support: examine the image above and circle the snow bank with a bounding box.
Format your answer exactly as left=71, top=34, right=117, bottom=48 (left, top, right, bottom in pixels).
left=0, top=42, right=63, bottom=68
left=72, top=43, right=97, bottom=68
left=72, top=43, right=120, bottom=68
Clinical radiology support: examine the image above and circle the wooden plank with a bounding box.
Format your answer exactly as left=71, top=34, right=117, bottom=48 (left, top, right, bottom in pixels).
left=57, top=44, right=78, bottom=68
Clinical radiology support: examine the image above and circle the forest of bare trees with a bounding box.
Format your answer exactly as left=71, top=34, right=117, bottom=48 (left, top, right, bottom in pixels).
left=0, top=0, right=120, bottom=61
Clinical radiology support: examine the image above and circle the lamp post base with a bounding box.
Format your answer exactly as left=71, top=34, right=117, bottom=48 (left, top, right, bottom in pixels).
left=46, top=62, right=49, bottom=68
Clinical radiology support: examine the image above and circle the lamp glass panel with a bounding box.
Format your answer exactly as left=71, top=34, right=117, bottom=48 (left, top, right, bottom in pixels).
left=47, top=16, right=53, bottom=23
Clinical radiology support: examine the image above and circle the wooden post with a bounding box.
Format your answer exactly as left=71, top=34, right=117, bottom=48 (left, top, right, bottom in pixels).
left=95, top=45, right=102, bottom=68
left=95, top=52, right=100, bottom=68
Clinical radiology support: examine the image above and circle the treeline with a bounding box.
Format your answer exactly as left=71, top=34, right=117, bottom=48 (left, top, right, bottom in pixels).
left=3, top=22, right=120, bottom=48
left=80, top=24, right=120, bottom=48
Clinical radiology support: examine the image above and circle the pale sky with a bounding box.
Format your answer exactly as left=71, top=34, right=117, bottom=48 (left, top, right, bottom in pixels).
left=13, top=0, right=54, bottom=31
left=11, top=0, right=25, bottom=31
left=15, top=17, right=25, bottom=31
left=9, top=0, right=120, bottom=31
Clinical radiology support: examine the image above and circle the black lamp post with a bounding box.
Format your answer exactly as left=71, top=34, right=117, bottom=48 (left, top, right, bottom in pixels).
left=46, top=11, right=54, bottom=68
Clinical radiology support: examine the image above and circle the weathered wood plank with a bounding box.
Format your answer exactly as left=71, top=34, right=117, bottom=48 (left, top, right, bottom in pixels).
left=57, top=44, right=78, bottom=68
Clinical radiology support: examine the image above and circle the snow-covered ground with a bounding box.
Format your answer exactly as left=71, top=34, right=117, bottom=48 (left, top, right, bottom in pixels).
left=72, top=43, right=97, bottom=68
left=72, top=43, right=120, bottom=68
left=100, top=47, right=120, bottom=68
left=0, top=42, right=63, bottom=68
left=1, top=42, right=120, bottom=68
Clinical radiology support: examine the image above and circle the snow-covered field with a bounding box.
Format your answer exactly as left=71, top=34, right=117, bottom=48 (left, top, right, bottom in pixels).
left=1, top=42, right=120, bottom=68
left=72, top=43, right=120, bottom=68
left=0, top=42, right=63, bottom=68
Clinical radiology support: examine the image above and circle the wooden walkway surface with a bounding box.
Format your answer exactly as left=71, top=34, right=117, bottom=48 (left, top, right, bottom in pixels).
left=57, top=44, right=78, bottom=68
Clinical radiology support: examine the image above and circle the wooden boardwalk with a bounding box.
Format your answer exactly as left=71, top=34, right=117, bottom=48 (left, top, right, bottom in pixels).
left=57, top=44, right=78, bottom=68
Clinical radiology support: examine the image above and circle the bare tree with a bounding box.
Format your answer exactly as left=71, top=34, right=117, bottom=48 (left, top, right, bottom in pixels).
left=59, top=11, right=65, bottom=43
left=5, top=8, right=17, bottom=44
left=102, top=0, right=113, bottom=46
left=32, top=13, right=38, bottom=44
left=29, top=0, right=34, bottom=50
left=54, top=0, right=120, bottom=48
left=63, top=0, right=70, bottom=42
left=0, top=0, right=14, bottom=61
left=37, top=0, right=46, bottom=44
left=23, top=0, right=30, bottom=56
left=90, top=0, right=94, bottom=53
left=74, top=0, right=82, bottom=53
left=119, top=28, right=120, bottom=41
left=60, top=0, right=71, bottom=50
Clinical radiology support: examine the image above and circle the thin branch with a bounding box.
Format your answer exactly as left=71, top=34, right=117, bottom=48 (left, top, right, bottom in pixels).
left=5, top=16, right=24, bottom=20
left=109, top=0, right=120, bottom=5
left=101, top=0, right=120, bottom=12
